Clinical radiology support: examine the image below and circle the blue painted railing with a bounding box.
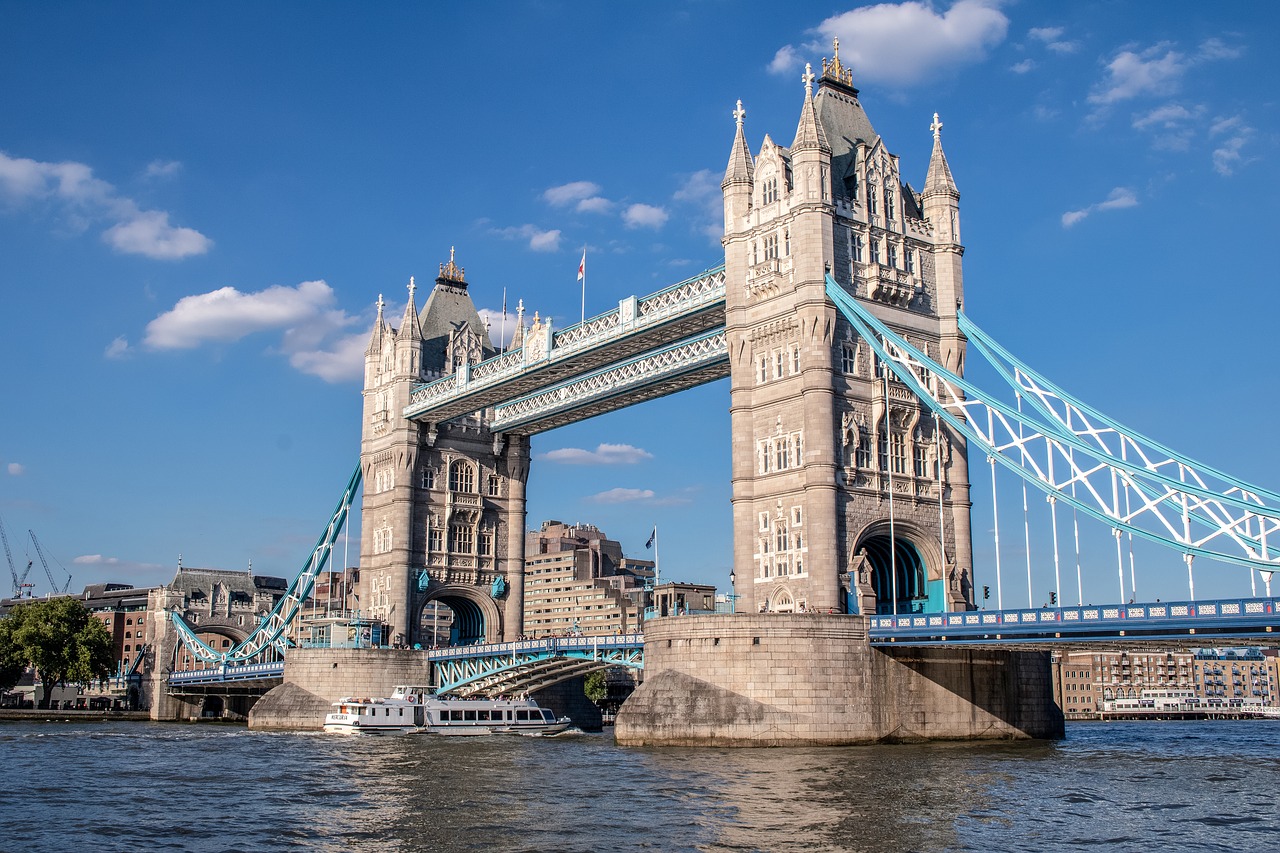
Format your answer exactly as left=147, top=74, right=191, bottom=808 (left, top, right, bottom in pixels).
left=168, top=661, right=285, bottom=685
left=425, top=633, right=644, bottom=662
left=868, top=596, right=1280, bottom=645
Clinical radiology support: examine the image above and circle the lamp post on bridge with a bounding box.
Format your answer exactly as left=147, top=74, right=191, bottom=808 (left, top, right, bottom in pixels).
left=726, top=569, right=740, bottom=614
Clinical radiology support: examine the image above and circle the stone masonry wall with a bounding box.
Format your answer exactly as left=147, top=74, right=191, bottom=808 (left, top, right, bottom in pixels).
left=248, top=648, right=431, bottom=731
left=615, top=614, right=1062, bottom=746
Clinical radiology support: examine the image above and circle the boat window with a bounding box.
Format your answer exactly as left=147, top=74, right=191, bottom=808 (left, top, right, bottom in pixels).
left=449, top=710, right=463, bottom=721
left=541, top=710, right=555, bottom=722
left=477, top=710, right=490, bottom=721
left=465, top=710, right=477, bottom=721
left=516, top=710, right=531, bottom=721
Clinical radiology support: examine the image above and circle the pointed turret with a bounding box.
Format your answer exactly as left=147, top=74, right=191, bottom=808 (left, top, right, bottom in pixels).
left=722, top=100, right=754, bottom=230
left=792, top=64, right=831, bottom=154
left=924, top=113, right=959, bottom=197
left=397, top=277, right=422, bottom=342
left=366, top=293, right=390, bottom=356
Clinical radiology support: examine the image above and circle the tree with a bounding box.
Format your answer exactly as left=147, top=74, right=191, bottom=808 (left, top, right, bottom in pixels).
left=583, top=669, right=608, bottom=705
left=0, top=598, right=113, bottom=708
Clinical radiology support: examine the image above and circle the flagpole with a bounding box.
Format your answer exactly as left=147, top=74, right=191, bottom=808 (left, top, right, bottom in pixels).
left=500, top=287, right=507, bottom=353
left=579, top=246, right=586, bottom=326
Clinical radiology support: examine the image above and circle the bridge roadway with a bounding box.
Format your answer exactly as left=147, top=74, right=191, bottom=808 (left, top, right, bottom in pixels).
left=402, top=265, right=727, bottom=432
left=165, top=597, right=1280, bottom=691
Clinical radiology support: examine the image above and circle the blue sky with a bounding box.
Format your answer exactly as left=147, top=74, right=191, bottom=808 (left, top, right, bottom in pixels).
left=1, top=1, right=1277, bottom=607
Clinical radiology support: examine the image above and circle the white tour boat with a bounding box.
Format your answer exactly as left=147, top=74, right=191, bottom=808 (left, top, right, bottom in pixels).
left=323, top=685, right=575, bottom=736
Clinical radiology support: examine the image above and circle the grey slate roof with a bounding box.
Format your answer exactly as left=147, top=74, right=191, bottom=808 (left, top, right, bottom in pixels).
left=418, top=282, right=495, bottom=373
left=815, top=81, right=879, bottom=199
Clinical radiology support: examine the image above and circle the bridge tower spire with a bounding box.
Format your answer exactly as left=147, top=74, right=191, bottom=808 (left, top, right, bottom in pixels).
left=723, top=47, right=975, bottom=617
left=359, top=250, right=531, bottom=647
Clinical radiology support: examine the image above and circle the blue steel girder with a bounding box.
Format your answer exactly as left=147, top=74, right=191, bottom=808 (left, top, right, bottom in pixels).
left=490, top=329, right=728, bottom=434
left=429, top=636, right=644, bottom=697
left=170, top=463, right=362, bottom=666
left=404, top=266, right=726, bottom=425
left=826, top=276, right=1280, bottom=579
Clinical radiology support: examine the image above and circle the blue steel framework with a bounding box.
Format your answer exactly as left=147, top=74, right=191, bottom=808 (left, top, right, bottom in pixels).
left=827, top=276, right=1280, bottom=603
left=428, top=634, right=644, bottom=697
left=169, top=464, right=362, bottom=666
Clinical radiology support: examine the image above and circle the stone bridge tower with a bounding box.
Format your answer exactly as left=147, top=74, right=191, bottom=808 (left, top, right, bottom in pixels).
left=360, top=252, right=530, bottom=645
left=723, top=43, right=974, bottom=616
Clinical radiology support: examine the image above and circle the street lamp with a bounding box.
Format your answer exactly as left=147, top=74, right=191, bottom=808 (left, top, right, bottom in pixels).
left=727, top=568, right=739, bottom=614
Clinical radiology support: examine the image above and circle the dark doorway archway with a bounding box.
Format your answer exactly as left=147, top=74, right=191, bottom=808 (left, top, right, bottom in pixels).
left=418, top=594, right=487, bottom=647
left=860, top=534, right=929, bottom=615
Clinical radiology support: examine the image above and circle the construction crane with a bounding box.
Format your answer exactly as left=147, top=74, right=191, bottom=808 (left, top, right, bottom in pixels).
left=1, top=514, right=34, bottom=598
left=28, top=530, right=72, bottom=595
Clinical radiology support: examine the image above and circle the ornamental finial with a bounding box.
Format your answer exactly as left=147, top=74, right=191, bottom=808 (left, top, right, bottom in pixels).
left=408, top=276, right=416, bottom=299
left=930, top=112, right=943, bottom=141
left=733, top=99, right=745, bottom=128
left=821, top=35, right=854, bottom=87
left=802, top=63, right=815, bottom=98
left=376, top=293, right=384, bottom=314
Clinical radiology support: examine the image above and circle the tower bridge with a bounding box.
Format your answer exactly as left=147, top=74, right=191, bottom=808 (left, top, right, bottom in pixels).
left=156, top=42, right=1280, bottom=742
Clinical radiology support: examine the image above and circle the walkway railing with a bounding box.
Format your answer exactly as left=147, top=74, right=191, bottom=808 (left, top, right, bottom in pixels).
left=868, top=596, right=1280, bottom=645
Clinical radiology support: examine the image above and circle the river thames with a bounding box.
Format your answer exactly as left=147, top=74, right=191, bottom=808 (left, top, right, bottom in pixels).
left=1, top=719, right=1275, bottom=852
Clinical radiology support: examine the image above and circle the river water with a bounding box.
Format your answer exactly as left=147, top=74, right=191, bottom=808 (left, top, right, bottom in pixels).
left=1, top=719, right=1276, bottom=852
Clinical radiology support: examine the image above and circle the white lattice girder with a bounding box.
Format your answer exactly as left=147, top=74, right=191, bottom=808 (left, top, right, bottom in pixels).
left=826, top=275, right=1280, bottom=573
left=405, top=266, right=726, bottom=424
left=490, top=329, right=729, bottom=434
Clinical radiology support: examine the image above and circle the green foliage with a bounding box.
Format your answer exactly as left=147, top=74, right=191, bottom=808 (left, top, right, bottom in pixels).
left=0, top=598, right=113, bottom=707
left=583, top=669, right=608, bottom=704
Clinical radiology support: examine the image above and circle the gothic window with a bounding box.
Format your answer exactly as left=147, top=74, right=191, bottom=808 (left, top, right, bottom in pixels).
left=758, top=356, right=768, bottom=383
left=487, top=475, right=500, bottom=497
left=914, top=443, right=930, bottom=478
left=852, top=233, right=863, bottom=262
left=759, top=442, right=772, bottom=474
left=450, top=524, right=474, bottom=554
left=867, top=183, right=877, bottom=215
left=888, top=244, right=898, bottom=269
left=774, top=351, right=785, bottom=379
left=784, top=228, right=790, bottom=255
left=764, top=233, right=778, bottom=260
left=374, top=467, right=394, bottom=493
left=421, top=468, right=435, bottom=490
left=775, top=437, right=789, bottom=471
left=905, top=248, right=915, bottom=274
left=792, top=506, right=803, bottom=526
left=791, top=345, right=800, bottom=375
left=428, top=527, right=443, bottom=552
left=870, top=238, right=881, bottom=265
left=775, top=524, right=788, bottom=554
left=449, top=461, right=475, bottom=493
left=884, top=187, right=895, bottom=220
left=478, top=530, right=493, bottom=556
left=374, top=526, right=393, bottom=554
left=891, top=432, right=908, bottom=475
left=759, top=512, right=769, bottom=532
left=841, top=342, right=857, bottom=374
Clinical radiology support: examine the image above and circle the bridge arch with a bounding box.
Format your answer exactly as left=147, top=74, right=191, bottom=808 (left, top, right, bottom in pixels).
left=170, top=625, right=248, bottom=671
left=854, top=521, right=946, bottom=615
left=416, top=585, right=502, bottom=647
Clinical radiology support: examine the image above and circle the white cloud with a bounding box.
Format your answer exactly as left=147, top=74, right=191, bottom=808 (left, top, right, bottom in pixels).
left=494, top=223, right=562, bottom=252
left=1088, top=44, right=1186, bottom=105
left=1011, top=59, right=1035, bottom=74
left=622, top=203, right=668, bottom=229
left=1198, top=37, right=1243, bottom=61
left=1210, top=116, right=1254, bottom=176
left=575, top=196, right=614, bottom=214
left=807, top=0, right=1010, bottom=89
left=541, top=444, right=654, bottom=465
left=0, top=151, right=211, bottom=259
left=146, top=280, right=337, bottom=349
left=1029, top=26, right=1078, bottom=54
left=1061, top=187, right=1138, bottom=228
left=103, top=210, right=213, bottom=259
left=1131, top=103, right=1198, bottom=130
left=6, top=462, right=24, bottom=476
left=105, top=336, right=131, bottom=359
left=73, top=554, right=120, bottom=565
left=543, top=181, right=601, bottom=206
left=768, top=44, right=803, bottom=76
left=144, top=159, right=182, bottom=179
left=587, top=487, right=656, bottom=504
left=142, top=279, right=366, bottom=383
left=673, top=168, right=723, bottom=243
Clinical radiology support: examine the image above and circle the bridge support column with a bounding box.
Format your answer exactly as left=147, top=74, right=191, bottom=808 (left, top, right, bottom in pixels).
left=616, top=615, right=1063, bottom=746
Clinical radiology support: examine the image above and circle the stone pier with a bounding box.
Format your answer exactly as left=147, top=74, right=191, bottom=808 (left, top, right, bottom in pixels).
left=615, top=615, right=1063, bottom=747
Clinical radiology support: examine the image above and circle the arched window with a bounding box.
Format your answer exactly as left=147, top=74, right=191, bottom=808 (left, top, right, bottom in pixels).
left=449, top=461, right=474, bottom=493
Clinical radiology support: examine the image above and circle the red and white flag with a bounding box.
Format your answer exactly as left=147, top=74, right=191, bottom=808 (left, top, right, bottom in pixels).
left=577, top=250, right=586, bottom=282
